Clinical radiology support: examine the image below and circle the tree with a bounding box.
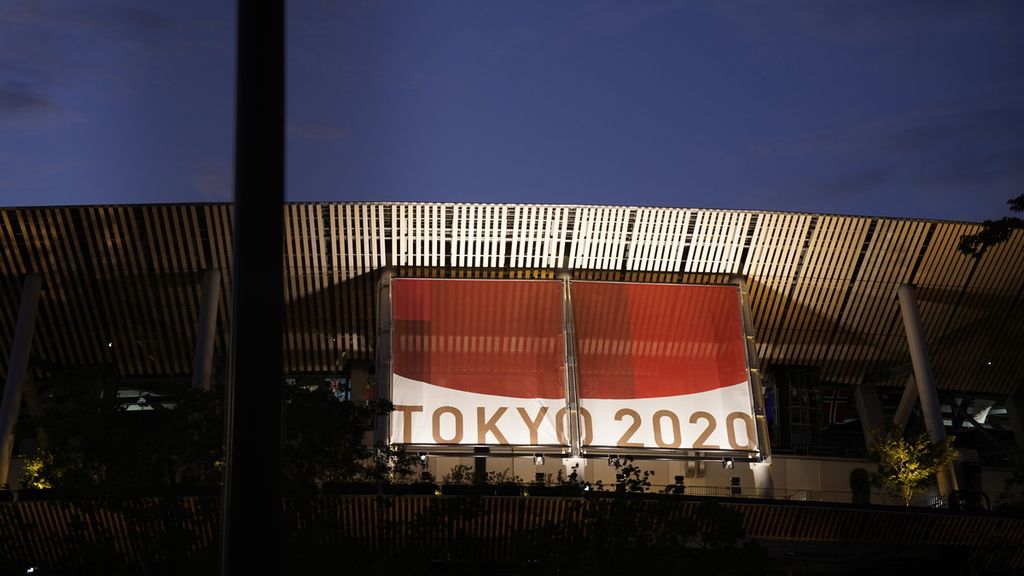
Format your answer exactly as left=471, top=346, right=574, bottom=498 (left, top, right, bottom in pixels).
left=22, top=382, right=226, bottom=495
left=281, top=385, right=380, bottom=490
left=958, top=193, right=1024, bottom=258
left=869, top=428, right=958, bottom=506
left=23, top=371, right=398, bottom=495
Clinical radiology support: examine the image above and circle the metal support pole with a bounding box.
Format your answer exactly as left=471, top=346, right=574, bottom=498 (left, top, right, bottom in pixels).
left=897, top=283, right=958, bottom=498
left=376, top=268, right=393, bottom=447
left=192, top=268, right=222, bottom=392
left=559, top=272, right=581, bottom=457
left=221, top=0, right=284, bottom=573
left=0, top=273, right=42, bottom=488
left=733, top=275, right=773, bottom=494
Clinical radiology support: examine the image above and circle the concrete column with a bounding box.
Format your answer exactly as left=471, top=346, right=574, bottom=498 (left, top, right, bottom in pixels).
left=854, top=381, right=885, bottom=442
left=192, top=268, right=222, bottom=392
left=21, top=372, right=46, bottom=451
left=897, top=283, right=958, bottom=497
left=0, top=273, right=42, bottom=488
left=473, top=446, right=489, bottom=485
left=892, top=375, right=919, bottom=434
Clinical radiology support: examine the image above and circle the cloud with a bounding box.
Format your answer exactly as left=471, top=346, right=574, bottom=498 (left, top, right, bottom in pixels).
left=875, top=89, right=1024, bottom=203
left=885, top=98, right=1024, bottom=152
left=0, top=81, right=53, bottom=115
left=826, top=166, right=898, bottom=198
left=288, top=122, right=349, bottom=143
left=714, top=0, right=1020, bottom=45
left=0, top=5, right=65, bottom=121
left=736, top=79, right=1024, bottom=220
left=65, top=3, right=176, bottom=49
left=189, top=162, right=232, bottom=202
left=576, top=0, right=680, bottom=37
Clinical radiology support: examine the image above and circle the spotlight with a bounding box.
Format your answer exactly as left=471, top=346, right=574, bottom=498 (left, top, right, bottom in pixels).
left=418, top=452, right=428, bottom=463
left=533, top=454, right=545, bottom=466
left=722, top=457, right=734, bottom=470
left=608, top=455, right=620, bottom=467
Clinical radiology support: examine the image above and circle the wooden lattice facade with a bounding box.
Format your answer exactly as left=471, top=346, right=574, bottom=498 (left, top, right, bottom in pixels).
left=2, top=203, right=1022, bottom=396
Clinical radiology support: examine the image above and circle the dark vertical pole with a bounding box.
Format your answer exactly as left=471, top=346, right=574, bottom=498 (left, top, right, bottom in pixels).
left=221, top=1, right=285, bottom=574
left=473, top=446, right=489, bottom=486
left=0, top=273, right=42, bottom=488
left=192, top=268, right=222, bottom=392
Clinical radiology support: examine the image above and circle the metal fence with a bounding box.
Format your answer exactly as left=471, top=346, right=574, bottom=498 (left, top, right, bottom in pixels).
left=648, top=484, right=941, bottom=507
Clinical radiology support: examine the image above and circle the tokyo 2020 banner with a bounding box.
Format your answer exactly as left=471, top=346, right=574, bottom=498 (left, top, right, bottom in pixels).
left=389, top=278, right=758, bottom=454
left=571, top=281, right=757, bottom=452
left=390, top=278, right=568, bottom=447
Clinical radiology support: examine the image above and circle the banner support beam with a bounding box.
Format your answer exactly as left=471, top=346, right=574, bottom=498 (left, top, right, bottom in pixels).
left=559, top=271, right=582, bottom=458
left=376, top=268, right=394, bottom=449
left=733, top=274, right=773, bottom=494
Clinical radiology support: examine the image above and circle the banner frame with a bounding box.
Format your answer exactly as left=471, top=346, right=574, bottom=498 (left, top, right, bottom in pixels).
left=383, top=276, right=767, bottom=463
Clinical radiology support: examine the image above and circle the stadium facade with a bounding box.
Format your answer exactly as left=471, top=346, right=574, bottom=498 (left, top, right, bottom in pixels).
left=2, top=202, right=1024, bottom=506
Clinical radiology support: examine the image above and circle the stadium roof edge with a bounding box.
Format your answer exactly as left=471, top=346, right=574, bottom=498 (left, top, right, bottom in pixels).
left=0, top=201, right=987, bottom=227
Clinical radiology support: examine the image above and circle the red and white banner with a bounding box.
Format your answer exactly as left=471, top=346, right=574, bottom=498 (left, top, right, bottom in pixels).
left=572, top=282, right=757, bottom=452
left=389, top=278, right=758, bottom=454
left=390, top=278, right=568, bottom=446
left=392, top=374, right=567, bottom=445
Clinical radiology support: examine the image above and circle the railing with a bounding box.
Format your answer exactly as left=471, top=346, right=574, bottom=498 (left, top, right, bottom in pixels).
left=1, top=482, right=951, bottom=508
left=624, top=484, right=942, bottom=508
left=0, top=492, right=1018, bottom=573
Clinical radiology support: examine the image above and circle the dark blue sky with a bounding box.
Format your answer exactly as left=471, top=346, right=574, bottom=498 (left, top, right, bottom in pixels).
left=2, top=1, right=1022, bottom=222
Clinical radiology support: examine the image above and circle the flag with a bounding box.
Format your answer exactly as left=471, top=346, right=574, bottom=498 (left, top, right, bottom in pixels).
left=326, top=376, right=350, bottom=401
left=821, top=388, right=848, bottom=424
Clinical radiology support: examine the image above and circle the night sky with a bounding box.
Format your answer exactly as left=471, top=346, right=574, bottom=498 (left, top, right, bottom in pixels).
left=1, top=1, right=1022, bottom=222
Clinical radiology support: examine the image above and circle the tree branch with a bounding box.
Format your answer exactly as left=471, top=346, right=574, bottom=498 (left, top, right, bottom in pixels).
left=958, top=194, right=1024, bottom=258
